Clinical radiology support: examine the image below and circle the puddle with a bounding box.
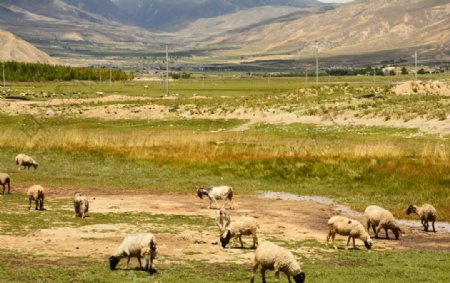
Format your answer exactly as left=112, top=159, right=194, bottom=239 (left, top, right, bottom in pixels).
left=260, top=192, right=450, bottom=232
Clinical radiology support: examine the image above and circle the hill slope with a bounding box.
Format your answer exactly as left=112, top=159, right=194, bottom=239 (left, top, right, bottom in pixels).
left=208, top=0, right=450, bottom=62
left=0, top=29, right=60, bottom=64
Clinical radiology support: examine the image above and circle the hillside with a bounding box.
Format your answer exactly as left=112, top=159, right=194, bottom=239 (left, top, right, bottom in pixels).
left=0, top=29, right=60, bottom=65
left=207, top=0, right=450, bottom=62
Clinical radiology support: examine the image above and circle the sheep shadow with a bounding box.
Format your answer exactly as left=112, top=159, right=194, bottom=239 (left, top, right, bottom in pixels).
left=115, top=267, right=159, bottom=275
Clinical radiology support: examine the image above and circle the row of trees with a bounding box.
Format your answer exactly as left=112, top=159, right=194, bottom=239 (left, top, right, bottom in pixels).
left=1, top=61, right=133, bottom=82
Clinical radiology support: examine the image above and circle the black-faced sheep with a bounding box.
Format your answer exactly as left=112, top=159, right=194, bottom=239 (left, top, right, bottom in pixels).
left=220, top=216, right=258, bottom=249
left=109, top=233, right=157, bottom=272
left=27, top=185, right=45, bottom=210
left=0, top=173, right=10, bottom=194
left=15, top=154, right=38, bottom=170
left=73, top=192, right=89, bottom=219
left=407, top=204, right=437, bottom=232
left=364, top=205, right=402, bottom=240
left=196, top=185, right=234, bottom=209
left=251, top=241, right=305, bottom=283
left=326, top=215, right=372, bottom=250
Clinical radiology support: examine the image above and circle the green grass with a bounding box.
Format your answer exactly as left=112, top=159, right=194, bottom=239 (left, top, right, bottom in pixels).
left=0, top=247, right=448, bottom=282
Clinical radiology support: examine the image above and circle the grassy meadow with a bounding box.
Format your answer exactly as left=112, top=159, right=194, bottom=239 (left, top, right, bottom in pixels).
left=0, top=73, right=449, bottom=282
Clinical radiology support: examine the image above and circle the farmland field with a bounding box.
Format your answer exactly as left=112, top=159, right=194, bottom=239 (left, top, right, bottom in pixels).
left=0, top=74, right=449, bottom=282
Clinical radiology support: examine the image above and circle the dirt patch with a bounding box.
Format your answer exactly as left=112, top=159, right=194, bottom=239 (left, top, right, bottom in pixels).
left=392, top=80, right=450, bottom=96
left=1, top=191, right=449, bottom=266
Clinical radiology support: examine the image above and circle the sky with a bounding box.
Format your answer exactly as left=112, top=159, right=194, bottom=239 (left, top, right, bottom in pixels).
left=319, top=0, right=353, bottom=3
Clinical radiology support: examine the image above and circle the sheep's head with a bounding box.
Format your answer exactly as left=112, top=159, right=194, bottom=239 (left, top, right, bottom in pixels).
left=406, top=205, right=417, bottom=215
left=364, top=239, right=373, bottom=250
left=74, top=192, right=82, bottom=198
left=196, top=188, right=204, bottom=199
left=293, top=272, right=306, bottom=283
left=220, top=230, right=232, bottom=248
left=109, top=256, right=120, bottom=270
left=32, top=162, right=38, bottom=169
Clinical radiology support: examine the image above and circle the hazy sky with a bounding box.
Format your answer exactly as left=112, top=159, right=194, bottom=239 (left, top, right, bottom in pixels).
left=319, top=0, right=353, bottom=3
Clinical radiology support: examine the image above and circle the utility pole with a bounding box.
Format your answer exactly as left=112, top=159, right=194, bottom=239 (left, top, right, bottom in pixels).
left=414, top=51, right=418, bottom=81
left=2, top=63, right=5, bottom=88
left=315, top=41, right=319, bottom=86
left=166, top=45, right=169, bottom=96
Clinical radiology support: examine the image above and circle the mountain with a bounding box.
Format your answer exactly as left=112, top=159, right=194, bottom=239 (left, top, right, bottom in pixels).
left=112, top=0, right=322, bottom=31
left=206, top=0, right=450, bottom=62
left=0, top=28, right=60, bottom=64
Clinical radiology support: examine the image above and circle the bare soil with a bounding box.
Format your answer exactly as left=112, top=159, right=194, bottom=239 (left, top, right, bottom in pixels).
left=1, top=188, right=449, bottom=266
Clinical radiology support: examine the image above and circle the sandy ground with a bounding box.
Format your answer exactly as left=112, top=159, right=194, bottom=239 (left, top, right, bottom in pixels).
left=1, top=188, right=449, bottom=267
left=1, top=94, right=449, bottom=136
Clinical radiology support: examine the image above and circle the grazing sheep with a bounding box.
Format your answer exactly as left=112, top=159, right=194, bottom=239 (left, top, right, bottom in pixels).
left=251, top=241, right=306, bottom=283
left=27, top=185, right=45, bottom=210
left=196, top=185, right=234, bottom=209
left=73, top=192, right=89, bottom=219
left=364, top=205, right=402, bottom=240
left=407, top=204, right=437, bottom=232
left=109, top=233, right=157, bottom=272
left=326, top=216, right=372, bottom=250
left=15, top=154, right=38, bottom=170
left=215, top=208, right=231, bottom=234
left=220, top=216, right=259, bottom=249
left=0, top=173, right=11, bottom=194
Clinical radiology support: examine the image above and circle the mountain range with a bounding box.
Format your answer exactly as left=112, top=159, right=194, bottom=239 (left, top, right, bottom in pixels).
left=0, top=0, right=448, bottom=66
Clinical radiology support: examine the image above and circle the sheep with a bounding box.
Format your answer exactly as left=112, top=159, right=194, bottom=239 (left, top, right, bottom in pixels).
left=0, top=173, right=11, bottom=194
left=196, top=185, right=234, bottom=209
left=215, top=208, right=231, bottom=234
left=406, top=204, right=437, bottom=232
left=73, top=192, right=89, bottom=219
left=251, top=241, right=306, bottom=283
left=364, top=205, right=402, bottom=240
left=326, top=215, right=372, bottom=250
left=27, top=185, right=45, bottom=210
left=109, top=233, right=157, bottom=272
left=15, top=154, right=38, bottom=170
left=220, top=216, right=259, bottom=249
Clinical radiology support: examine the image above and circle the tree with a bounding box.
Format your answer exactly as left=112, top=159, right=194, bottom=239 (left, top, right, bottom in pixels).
left=401, top=67, right=408, bottom=75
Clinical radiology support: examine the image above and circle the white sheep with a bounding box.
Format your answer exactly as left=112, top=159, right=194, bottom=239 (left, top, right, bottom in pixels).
left=364, top=205, right=401, bottom=240
left=251, top=241, right=306, bottom=283
left=220, top=216, right=259, bottom=249
left=27, top=185, right=45, bottom=210
left=407, top=204, right=437, bottom=232
left=215, top=208, right=231, bottom=234
left=197, top=185, right=234, bottom=209
left=15, top=154, right=38, bottom=170
left=109, top=233, right=157, bottom=272
left=0, top=173, right=11, bottom=194
left=326, top=215, right=372, bottom=250
left=73, top=192, right=89, bottom=219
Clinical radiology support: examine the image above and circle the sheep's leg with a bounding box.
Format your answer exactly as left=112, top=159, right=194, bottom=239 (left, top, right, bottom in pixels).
left=137, top=257, right=143, bottom=269
left=352, top=237, right=356, bottom=249
left=238, top=236, right=244, bottom=248
left=250, top=262, right=259, bottom=283
left=261, top=268, right=266, bottom=283
left=432, top=221, right=436, bottom=233
left=286, top=273, right=292, bottom=283
left=7, top=181, right=10, bottom=194
left=385, top=228, right=389, bottom=239
left=274, top=269, right=281, bottom=283
left=146, top=257, right=152, bottom=272
left=331, top=233, right=337, bottom=250
left=208, top=199, right=213, bottom=209
left=252, top=234, right=258, bottom=249
left=28, top=198, right=32, bottom=210
left=35, top=199, right=39, bottom=210
left=39, top=199, right=44, bottom=210
left=126, top=257, right=131, bottom=269
left=345, top=236, right=351, bottom=250
left=213, top=199, right=220, bottom=209
left=376, top=226, right=384, bottom=239
left=1, top=184, right=4, bottom=195
left=424, top=220, right=429, bottom=232
left=372, top=225, right=378, bottom=238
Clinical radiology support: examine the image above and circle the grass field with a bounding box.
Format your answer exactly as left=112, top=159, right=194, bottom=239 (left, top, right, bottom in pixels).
left=0, top=74, right=449, bottom=282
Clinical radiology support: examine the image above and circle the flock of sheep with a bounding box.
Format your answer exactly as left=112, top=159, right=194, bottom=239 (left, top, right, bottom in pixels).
left=1, top=154, right=439, bottom=282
